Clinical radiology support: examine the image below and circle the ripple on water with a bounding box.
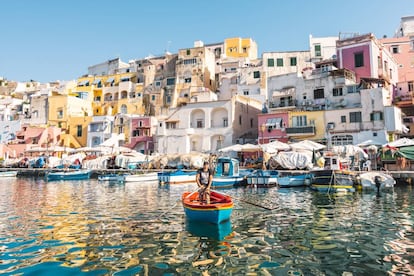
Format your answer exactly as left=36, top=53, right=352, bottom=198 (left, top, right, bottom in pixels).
left=0, top=179, right=413, bottom=274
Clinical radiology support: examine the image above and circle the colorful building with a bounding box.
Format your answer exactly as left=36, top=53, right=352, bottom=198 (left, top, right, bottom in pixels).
left=125, top=116, right=157, bottom=154
left=286, top=110, right=326, bottom=142
left=224, top=37, right=258, bottom=59
left=257, top=112, right=288, bottom=143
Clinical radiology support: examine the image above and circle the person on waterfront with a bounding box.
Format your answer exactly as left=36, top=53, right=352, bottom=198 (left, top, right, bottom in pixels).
left=196, top=161, right=213, bottom=204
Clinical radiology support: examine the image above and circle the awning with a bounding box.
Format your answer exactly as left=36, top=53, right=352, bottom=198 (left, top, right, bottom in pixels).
left=92, top=79, right=101, bottom=85
left=265, top=118, right=282, bottom=127
left=106, top=77, right=115, bottom=83
left=78, top=80, right=89, bottom=86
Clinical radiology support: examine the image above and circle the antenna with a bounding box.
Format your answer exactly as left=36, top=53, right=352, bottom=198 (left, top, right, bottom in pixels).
left=166, top=41, right=172, bottom=54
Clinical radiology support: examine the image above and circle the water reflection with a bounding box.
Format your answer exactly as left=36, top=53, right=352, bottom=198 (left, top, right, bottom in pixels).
left=0, top=178, right=413, bottom=274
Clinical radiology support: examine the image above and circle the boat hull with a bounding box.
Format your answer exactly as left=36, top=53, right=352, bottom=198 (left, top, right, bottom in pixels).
left=182, top=191, right=233, bottom=224
left=212, top=176, right=246, bottom=188
left=278, top=173, right=311, bottom=188
left=47, top=170, right=91, bottom=181
left=124, top=172, right=158, bottom=182
left=98, top=174, right=126, bottom=182
left=310, top=169, right=356, bottom=192
left=158, top=170, right=196, bottom=184
left=0, top=171, right=18, bottom=178
left=246, top=170, right=278, bottom=187
left=358, top=172, right=396, bottom=190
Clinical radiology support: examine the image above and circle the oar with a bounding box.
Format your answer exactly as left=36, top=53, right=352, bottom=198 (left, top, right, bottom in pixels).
left=218, top=191, right=277, bottom=210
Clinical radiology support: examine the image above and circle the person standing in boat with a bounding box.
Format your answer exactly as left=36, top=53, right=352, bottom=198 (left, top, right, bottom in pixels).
left=196, top=161, right=213, bottom=204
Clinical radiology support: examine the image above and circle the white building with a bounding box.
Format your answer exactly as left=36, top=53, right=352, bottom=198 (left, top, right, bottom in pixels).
left=309, top=35, right=338, bottom=62
left=87, top=116, right=114, bottom=147
left=156, top=95, right=262, bottom=154
left=88, top=58, right=130, bottom=76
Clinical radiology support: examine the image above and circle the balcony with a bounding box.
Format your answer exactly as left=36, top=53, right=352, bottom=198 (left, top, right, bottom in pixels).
left=286, top=126, right=315, bottom=136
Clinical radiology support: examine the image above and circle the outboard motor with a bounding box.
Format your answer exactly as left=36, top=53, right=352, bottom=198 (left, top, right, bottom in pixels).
left=374, top=175, right=382, bottom=194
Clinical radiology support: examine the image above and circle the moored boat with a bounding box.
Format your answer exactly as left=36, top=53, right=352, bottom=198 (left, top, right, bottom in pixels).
left=124, top=172, right=158, bottom=183
left=98, top=173, right=127, bottom=182
left=357, top=172, right=396, bottom=190
left=212, top=157, right=248, bottom=188
left=0, top=171, right=18, bottom=178
left=182, top=190, right=234, bottom=224
left=246, top=170, right=278, bottom=187
left=277, top=172, right=311, bottom=188
left=310, top=153, right=357, bottom=193
left=158, top=169, right=197, bottom=184
left=47, top=169, right=91, bottom=181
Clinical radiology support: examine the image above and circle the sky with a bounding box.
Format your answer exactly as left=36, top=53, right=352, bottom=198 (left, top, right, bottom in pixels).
left=1, top=0, right=414, bottom=83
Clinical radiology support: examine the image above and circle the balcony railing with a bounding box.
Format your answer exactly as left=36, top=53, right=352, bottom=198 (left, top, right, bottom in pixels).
left=286, top=126, right=315, bottom=136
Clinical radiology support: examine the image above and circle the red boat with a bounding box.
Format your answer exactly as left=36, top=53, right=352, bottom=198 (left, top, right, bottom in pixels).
left=182, top=190, right=234, bottom=224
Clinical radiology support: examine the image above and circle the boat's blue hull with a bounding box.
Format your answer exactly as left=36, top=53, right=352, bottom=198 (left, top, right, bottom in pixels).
left=183, top=206, right=232, bottom=224
left=212, top=176, right=246, bottom=188
left=47, top=170, right=91, bottom=181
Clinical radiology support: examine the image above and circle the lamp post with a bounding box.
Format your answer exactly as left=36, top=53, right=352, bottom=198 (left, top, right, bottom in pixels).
left=260, top=123, right=266, bottom=145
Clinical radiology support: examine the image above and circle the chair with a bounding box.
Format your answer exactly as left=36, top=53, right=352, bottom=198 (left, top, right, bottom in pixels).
left=362, top=160, right=371, bottom=171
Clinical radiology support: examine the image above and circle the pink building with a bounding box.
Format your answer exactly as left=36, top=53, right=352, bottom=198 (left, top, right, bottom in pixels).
left=258, top=112, right=288, bottom=144
left=126, top=116, right=155, bottom=154
left=380, top=36, right=414, bottom=106
left=336, top=33, right=399, bottom=87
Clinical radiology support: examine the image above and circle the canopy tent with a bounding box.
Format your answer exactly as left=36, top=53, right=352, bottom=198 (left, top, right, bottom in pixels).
left=383, top=138, right=414, bottom=148
left=218, top=143, right=261, bottom=153
left=260, top=140, right=290, bottom=154
left=331, top=145, right=368, bottom=159
left=99, top=133, right=125, bottom=147
left=397, top=146, right=414, bottom=160
left=357, top=139, right=384, bottom=147
left=290, top=140, right=326, bottom=152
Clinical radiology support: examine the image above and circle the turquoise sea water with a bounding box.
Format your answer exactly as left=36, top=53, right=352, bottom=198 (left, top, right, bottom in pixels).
left=0, top=178, right=413, bottom=275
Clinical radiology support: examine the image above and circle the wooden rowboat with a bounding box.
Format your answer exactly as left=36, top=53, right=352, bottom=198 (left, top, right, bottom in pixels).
left=182, top=190, right=233, bottom=224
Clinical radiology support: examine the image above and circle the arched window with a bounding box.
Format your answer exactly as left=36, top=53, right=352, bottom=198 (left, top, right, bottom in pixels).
left=120, top=104, right=127, bottom=114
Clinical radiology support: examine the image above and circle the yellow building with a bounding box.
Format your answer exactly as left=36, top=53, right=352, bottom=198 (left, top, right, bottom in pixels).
left=48, top=92, right=93, bottom=148
left=286, top=110, right=326, bottom=141
left=224, top=37, right=258, bottom=59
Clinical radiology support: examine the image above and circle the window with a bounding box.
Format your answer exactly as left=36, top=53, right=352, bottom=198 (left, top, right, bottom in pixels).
left=184, top=78, right=191, bottom=83
left=314, top=44, right=321, bottom=57
left=239, top=115, right=242, bottom=125
left=243, top=90, right=249, bottom=95
left=166, top=78, right=175, bottom=85
left=77, top=125, right=82, bottom=137
left=120, top=104, right=127, bottom=114
left=166, top=122, right=177, bottom=129
left=242, top=47, right=247, bottom=53
left=132, top=129, right=140, bottom=137
left=290, top=57, right=297, bottom=66
left=347, top=85, right=360, bottom=94
left=250, top=118, right=254, bottom=128
left=253, top=71, right=260, bottom=78
left=57, top=109, right=63, bottom=119
left=408, top=81, right=413, bottom=92
left=292, top=115, right=307, bottom=127
left=186, top=49, right=191, bottom=55
left=223, top=118, right=228, bottom=127
left=196, top=120, right=204, bottom=128
left=183, top=58, right=197, bottom=65
left=267, top=58, right=274, bottom=67
left=332, top=135, right=353, bottom=146
left=333, top=87, right=343, bottom=96
left=370, top=111, right=383, bottom=121
left=166, top=95, right=171, bottom=103
left=341, top=116, right=346, bottom=123
left=313, top=88, right=325, bottom=99
left=354, top=52, right=364, bottom=67
left=265, top=118, right=283, bottom=129
left=276, top=58, right=283, bottom=67
left=151, top=95, right=156, bottom=101
left=391, top=45, right=399, bottom=54
left=373, top=132, right=378, bottom=137
left=349, top=112, right=362, bottom=123
left=155, top=81, right=161, bottom=87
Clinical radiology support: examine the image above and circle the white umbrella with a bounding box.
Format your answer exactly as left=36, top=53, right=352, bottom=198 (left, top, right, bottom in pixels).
left=357, top=139, right=384, bottom=147
left=383, top=138, right=414, bottom=148
left=218, top=144, right=243, bottom=152
left=261, top=140, right=290, bottom=154
left=240, top=143, right=261, bottom=152
left=290, top=140, right=326, bottom=151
